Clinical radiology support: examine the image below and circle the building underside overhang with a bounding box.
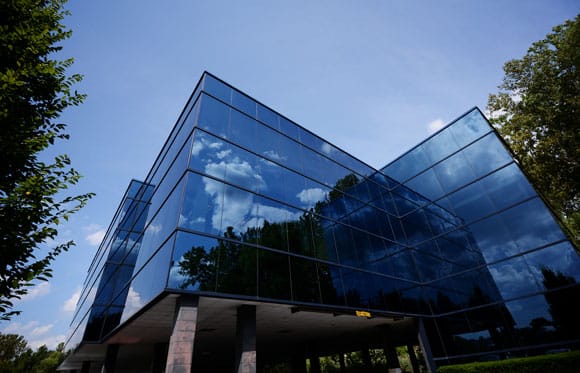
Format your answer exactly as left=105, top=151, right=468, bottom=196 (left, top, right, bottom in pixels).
left=60, top=293, right=418, bottom=371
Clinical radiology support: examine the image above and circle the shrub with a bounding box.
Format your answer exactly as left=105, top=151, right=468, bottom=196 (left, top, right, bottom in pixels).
left=437, top=350, right=580, bottom=373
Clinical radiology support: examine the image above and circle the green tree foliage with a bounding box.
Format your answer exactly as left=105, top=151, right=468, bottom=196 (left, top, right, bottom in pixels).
left=0, top=0, right=94, bottom=320
left=0, top=334, right=27, bottom=363
left=0, top=333, right=66, bottom=373
left=487, top=15, right=580, bottom=242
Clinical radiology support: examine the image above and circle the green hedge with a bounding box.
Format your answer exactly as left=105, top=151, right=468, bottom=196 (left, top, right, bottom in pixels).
left=437, top=350, right=580, bottom=373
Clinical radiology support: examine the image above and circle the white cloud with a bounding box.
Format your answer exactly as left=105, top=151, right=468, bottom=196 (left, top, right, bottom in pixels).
left=83, top=223, right=102, bottom=232
left=252, top=204, right=301, bottom=223
left=148, top=223, right=162, bottom=234
left=321, top=142, right=335, bottom=155
left=29, top=334, right=66, bottom=350
left=123, top=287, right=144, bottom=320
left=2, top=321, right=39, bottom=334
left=427, top=119, right=445, bottom=134
left=263, top=150, right=287, bottom=162
left=296, top=188, right=328, bottom=207
left=31, top=324, right=53, bottom=337
left=20, top=282, right=51, bottom=302
left=208, top=141, right=224, bottom=149
left=1, top=321, right=63, bottom=349
left=216, top=149, right=231, bottom=159
left=86, top=229, right=106, bottom=246
left=62, top=288, right=81, bottom=313
left=191, top=140, right=204, bottom=156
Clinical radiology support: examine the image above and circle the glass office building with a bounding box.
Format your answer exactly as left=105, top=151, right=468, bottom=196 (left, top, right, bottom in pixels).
left=60, top=72, right=580, bottom=372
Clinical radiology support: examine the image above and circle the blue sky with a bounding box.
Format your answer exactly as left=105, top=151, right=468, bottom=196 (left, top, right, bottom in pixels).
left=2, top=1, right=578, bottom=349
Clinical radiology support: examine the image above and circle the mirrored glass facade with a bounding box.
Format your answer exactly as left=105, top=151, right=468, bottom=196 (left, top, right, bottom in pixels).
left=65, top=72, right=580, bottom=366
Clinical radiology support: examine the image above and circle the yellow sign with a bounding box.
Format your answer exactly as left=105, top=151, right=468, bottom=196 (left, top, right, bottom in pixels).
left=355, top=310, right=371, bottom=318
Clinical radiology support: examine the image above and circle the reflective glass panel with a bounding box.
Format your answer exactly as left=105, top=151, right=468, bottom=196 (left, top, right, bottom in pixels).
left=405, top=168, right=445, bottom=201
left=202, top=74, right=231, bottom=104
left=446, top=180, right=496, bottom=223
left=468, top=213, right=520, bottom=263
left=257, top=103, right=279, bottom=129
left=229, top=109, right=256, bottom=151
left=504, top=295, right=559, bottom=345
left=278, top=117, right=300, bottom=140
left=215, top=240, right=257, bottom=296
left=422, top=128, right=460, bottom=164
left=489, top=256, right=542, bottom=300
left=524, top=242, right=580, bottom=289
left=232, top=89, right=256, bottom=117
left=318, top=262, right=345, bottom=306
left=290, top=256, right=321, bottom=303
left=383, top=144, right=431, bottom=182
left=197, top=94, right=230, bottom=138
left=179, top=172, right=219, bottom=236
left=258, top=249, right=291, bottom=300
left=448, top=109, right=491, bottom=147
left=482, top=163, right=535, bottom=209
left=433, top=151, right=476, bottom=192
left=500, top=198, right=566, bottom=252
left=168, top=232, right=219, bottom=292
left=121, top=237, right=174, bottom=324
left=133, top=177, right=185, bottom=274
left=462, top=133, right=512, bottom=178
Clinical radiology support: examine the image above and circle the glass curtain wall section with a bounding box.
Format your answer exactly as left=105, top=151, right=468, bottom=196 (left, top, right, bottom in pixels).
left=65, top=72, right=580, bottom=365
left=65, top=180, right=153, bottom=346
left=170, top=76, right=429, bottom=315
left=65, top=74, right=206, bottom=348
left=382, top=108, right=580, bottom=362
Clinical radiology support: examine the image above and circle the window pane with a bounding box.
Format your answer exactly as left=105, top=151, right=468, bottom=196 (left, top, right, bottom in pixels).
left=229, top=109, right=256, bottom=151
left=501, top=198, right=566, bottom=252
left=489, top=257, right=542, bottom=300
left=197, top=94, right=230, bottom=138
left=405, top=168, right=444, bottom=201
left=202, top=74, right=231, bottom=103
left=258, top=249, right=290, bottom=300
left=462, top=133, right=512, bottom=178
left=524, top=242, right=580, bottom=290
left=483, top=163, right=535, bottom=209
left=216, top=240, right=257, bottom=296
left=169, top=232, right=218, bottom=292
left=290, top=256, right=321, bottom=303
left=318, top=263, right=345, bottom=306
left=231, top=89, right=256, bottom=117
left=383, top=144, right=430, bottom=182
left=179, top=172, right=219, bottom=235
left=448, top=109, right=491, bottom=147
left=433, top=151, right=476, bottom=192
left=446, top=180, right=496, bottom=223
left=257, top=103, right=278, bottom=129
left=422, top=128, right=460, bottom=164
left=278, top=117, right=300, bottom=140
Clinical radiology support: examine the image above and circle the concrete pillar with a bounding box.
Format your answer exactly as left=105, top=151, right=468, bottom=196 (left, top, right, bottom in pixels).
left=417, top=319, right=436, bottom=373
left=407, top=344, right=420, bottom=373
left=235, top=305, right=256, bottom=373
left=165, top=296, right=199, bottom=373
left=101, top=344, right=119, bottom=373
